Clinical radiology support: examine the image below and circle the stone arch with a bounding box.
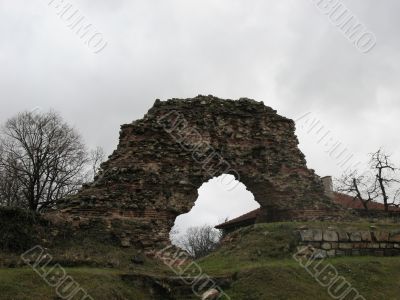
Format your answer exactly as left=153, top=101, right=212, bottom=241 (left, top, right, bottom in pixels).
left=60, top=96, right=337, bottom=249
left=169, top=174, right=260, bottom=244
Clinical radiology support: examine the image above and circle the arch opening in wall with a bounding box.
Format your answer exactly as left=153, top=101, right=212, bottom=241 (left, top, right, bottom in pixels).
left=170, top=174, right=260, bottom=247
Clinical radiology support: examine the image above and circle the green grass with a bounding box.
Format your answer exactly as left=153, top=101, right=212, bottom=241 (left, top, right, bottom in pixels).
left=217, top=257, right=400, bottom=300
left=2, top=221, right=400, bottom=299
left=195, top=222, right=400, bottom=300
left=0, top=268, right=153, bottom=300
left=1, top=258, right=400, bottom=300
left=198, top=221, right=400, bottom=274
left=0, top=257, right=400, bottom=300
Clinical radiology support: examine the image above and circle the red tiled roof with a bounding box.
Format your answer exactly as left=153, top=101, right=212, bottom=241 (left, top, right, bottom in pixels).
left=333, top=192, right=400, bottom=210
left=215, top=208, right=261, bottom=229
left=215, top=193, right=400, bottom=229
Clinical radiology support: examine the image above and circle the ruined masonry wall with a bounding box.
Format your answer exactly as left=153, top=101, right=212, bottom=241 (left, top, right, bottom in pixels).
left=298, top=229, right=400, bottom=257
left=59, top=95, right=339, bottom=249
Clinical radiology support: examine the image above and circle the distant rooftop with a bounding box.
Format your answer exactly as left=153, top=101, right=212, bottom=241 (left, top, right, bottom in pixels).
left=215, top=192, right=400, bottom=230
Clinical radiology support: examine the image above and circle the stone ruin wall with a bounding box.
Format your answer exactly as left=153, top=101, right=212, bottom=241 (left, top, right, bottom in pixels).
left=297, top=228, right=400, bottom=258
left=58, top=95, right=339, bottom=249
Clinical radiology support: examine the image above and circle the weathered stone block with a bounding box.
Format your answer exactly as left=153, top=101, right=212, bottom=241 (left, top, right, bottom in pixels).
left=368, top=243, right=380, bottom=249
left=359, top=243, right=368, bottom=249
left=311, top=249, right=327, bottom=259
left=321, top=242, right=332, bottom=250
left=330, top=242, right=339, bottom=249
left=313, top=230, right=323, bottom=241
left=310, top=242, right=322, bottom=248
left=349, top=232, right=362, bottom=242
left=323, top=230, right=338, bottom=242
left=337, top=231, right=349, bottom=242
left=300, top=230, right=313, bottom=241
left=360, top=231, right=372, bottom=242
left=389, top=232, right=400, bottom=242
left=339, top=243, right=353, bottom=249
left=327, top=250, right=336, bottom=257
left=373, top=231, right=389, bottom=242
left=301, top=229, right=323, bottom=242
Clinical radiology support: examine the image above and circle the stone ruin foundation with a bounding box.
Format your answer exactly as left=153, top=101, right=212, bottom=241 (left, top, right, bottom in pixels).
left=58, top=95, right=341, bottom=249
left=297, top=228, right=400, bottom=258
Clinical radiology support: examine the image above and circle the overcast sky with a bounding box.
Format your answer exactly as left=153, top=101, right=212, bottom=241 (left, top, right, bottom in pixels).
left=1, top=1, right=399, bottom=238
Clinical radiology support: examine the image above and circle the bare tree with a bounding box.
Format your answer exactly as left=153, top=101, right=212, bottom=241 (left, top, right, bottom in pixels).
left=89, top=146, right=106, bottom=180
left=0, top=147, right=25, bottom=208
left=370, top=149, right=400, bottom=211
left=336, top=170, right=378, bottom=211
left=336, top=149, right=400, bottom=211
left=177, top=225, right=222, bottom=259
left=0, top=110, right=89, bottom=211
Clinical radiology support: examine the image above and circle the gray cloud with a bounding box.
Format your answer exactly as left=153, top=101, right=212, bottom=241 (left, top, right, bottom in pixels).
left=1, top=0, right=399, bottom=235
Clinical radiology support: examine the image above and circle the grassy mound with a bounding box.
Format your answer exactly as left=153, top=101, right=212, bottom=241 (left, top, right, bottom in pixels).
left=218, top=257, right=400, bottom=300
left=197, top=221, right=400, bottom=274
left=2, top=221, right=400, bottom=299
left=0, top=268, right=154, bottom=300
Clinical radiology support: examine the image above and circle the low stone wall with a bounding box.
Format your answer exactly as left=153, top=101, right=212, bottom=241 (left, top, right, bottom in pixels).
left=298, top=228, right=400, bottom=257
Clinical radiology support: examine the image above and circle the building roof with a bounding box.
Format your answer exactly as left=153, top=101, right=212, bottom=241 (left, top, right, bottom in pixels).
left=332, top=192, right=400, bottom=210
left=215, top=192, right=400, bottom=229
left=215, top=208, right=261, bottom=230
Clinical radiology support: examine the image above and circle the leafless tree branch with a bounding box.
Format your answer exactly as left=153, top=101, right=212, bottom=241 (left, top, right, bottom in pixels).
left=336, top=149, right=400, bottom=211
left=175, top=225, right=222, bottom=259
left=0, top=110, right=90, bottom=211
